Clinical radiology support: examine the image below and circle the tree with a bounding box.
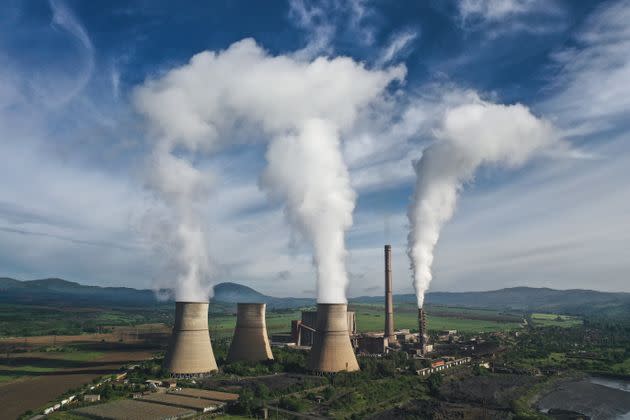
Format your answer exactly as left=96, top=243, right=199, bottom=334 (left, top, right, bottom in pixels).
left=427, top=373, right=442, bottom=397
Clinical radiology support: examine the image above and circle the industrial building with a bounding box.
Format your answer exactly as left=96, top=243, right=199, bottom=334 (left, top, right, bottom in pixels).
left=416, top=357, right=471, bottom=376
left=227, top=303, right=274, bottom=362
left=291, top=309, right=356, bottom=347
left=163, top=302, right=218, bottom=377
left=274, top=244, right=432, bottom=364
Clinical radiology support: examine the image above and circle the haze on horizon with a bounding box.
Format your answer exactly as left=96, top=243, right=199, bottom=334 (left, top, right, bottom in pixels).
left=1, top=0, right=629, bottom=299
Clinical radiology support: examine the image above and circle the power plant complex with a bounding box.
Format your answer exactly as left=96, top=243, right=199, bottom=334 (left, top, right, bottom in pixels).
left=163, top=245, right=433, bottom=377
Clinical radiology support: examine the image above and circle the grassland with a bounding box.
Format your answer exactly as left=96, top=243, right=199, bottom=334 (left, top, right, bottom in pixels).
left=351, top=303, right=524, bottom=333
left=203, top=304, right=524, bottom=338
left=531, top=313, right=583, bottom=328
left=0, top=303, right=174, bottom=337
left=208, top=310, right=302, bottom=338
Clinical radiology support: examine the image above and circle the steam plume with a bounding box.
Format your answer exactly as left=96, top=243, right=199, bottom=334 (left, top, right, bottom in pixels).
left=407, top=98, right=560, bottom=307
left=134, top=39, right=403, bottom=303
left=261, top=119, right=354, bottom=303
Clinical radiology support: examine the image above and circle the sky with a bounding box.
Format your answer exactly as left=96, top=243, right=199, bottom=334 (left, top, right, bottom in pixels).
left=1, top=0, right=629, bottom=298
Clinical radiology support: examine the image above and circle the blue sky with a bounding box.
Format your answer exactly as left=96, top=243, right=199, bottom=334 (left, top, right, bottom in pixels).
left=1, top=0, right=629, bottom=297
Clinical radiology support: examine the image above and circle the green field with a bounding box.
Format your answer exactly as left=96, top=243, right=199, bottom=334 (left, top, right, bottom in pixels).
left=205, top=304, right=524, bottom=337
left=207, top=310, right=302, bottom=338
left=531, top=313, right=582, bottom=328
left=351, top=304, right=523, bottom=333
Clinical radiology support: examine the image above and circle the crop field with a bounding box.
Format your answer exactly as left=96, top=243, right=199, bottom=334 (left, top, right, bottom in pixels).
left=0, top=341, right=160, bottom=419
left=531, top=313, right=582, bottom=328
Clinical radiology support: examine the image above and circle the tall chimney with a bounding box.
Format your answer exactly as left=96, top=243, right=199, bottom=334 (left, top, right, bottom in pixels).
left=384, top=245, right=395, bottom=342
left=227, top=303, right=274, bottom=362
left=164, top=302, right=218, bottom=377
left=307, top=303, right=360, bottom=373
left=418, top=307, right=428, bottom=355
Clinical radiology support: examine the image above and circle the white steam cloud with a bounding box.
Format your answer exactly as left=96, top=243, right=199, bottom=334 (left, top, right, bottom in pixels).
left=262, top=119, right=355, bottom=303
left=408, top=98, right=560, bottom=307
left=134, top=39, right=404, bottom=303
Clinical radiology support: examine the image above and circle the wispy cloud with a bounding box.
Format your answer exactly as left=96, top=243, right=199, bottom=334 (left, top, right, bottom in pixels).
left=288, top=0, right=378, bottom=59
left=456, top=0, right=566, bottom=37
left=541, top=0, right=630, bottom=136
left=46, top=0, right=95, bottom=106
left=376, top=29, right=419, bottom=66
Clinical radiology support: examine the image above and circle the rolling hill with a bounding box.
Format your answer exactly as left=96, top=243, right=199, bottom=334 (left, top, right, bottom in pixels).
left=0, top=277, right=628, bottom=316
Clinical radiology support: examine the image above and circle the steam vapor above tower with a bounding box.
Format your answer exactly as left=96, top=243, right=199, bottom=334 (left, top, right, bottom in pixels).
left=407, top=98, right=561, bottom=308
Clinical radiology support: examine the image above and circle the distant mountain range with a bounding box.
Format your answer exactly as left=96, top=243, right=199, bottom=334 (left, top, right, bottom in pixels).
left=1, top=277, right=629, bottom=316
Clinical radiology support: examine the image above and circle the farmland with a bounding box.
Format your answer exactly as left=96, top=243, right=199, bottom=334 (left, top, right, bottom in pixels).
left=0, top=344, right=157, bottom=419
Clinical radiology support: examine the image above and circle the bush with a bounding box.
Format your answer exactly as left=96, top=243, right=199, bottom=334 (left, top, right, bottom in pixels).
left=279, top=396, right=307, bottom=412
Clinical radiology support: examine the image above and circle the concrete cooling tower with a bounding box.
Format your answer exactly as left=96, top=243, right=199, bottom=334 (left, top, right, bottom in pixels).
left=164, top=302, right=218, bottom=377
left=307, top=303, right=360, bottom=373
left=227, top=303, right=274, bottom=362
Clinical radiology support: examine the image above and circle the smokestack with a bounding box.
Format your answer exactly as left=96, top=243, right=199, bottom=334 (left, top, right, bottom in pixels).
left=307, top=303, right=360, bottom=373
left=384, top=245, right=395, bottom=342
left=164, top=302, right=218, bottom=377
left=227, top=303, right=274, bottom=362
left=418, top=308, right=428, bottom=355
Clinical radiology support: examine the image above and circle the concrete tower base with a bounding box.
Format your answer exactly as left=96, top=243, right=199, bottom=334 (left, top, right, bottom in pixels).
left=227, top=303, right=274, bottom=362
left=164, top=302, right=218, bottom=377
left=307, top=303, right=360, bottom=373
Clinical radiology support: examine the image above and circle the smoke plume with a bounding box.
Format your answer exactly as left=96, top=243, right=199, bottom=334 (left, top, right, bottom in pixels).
left=261, top=119, right=355, bottom=303
left=407, top=98, right=560, bottom=307
left=134, top=38, right=403, bottom=303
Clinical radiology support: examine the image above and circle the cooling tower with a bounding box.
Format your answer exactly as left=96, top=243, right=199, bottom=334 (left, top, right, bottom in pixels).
left=307, top=303, right=360, bottom=373
left=384, top=245, right=395, bottom=342
left=227, top=303, right=274, bottom=362
left=164, top=302, right=218, bottom=377
left=418, top=307, right=429, bottom=355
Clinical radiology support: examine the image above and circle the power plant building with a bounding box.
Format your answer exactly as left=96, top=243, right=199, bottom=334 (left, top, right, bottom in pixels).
left=164, top=302, right=218, bottom=377
left=293, top=309, right=356, bottom=347
left=227, top=303, right=273, bottom=362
